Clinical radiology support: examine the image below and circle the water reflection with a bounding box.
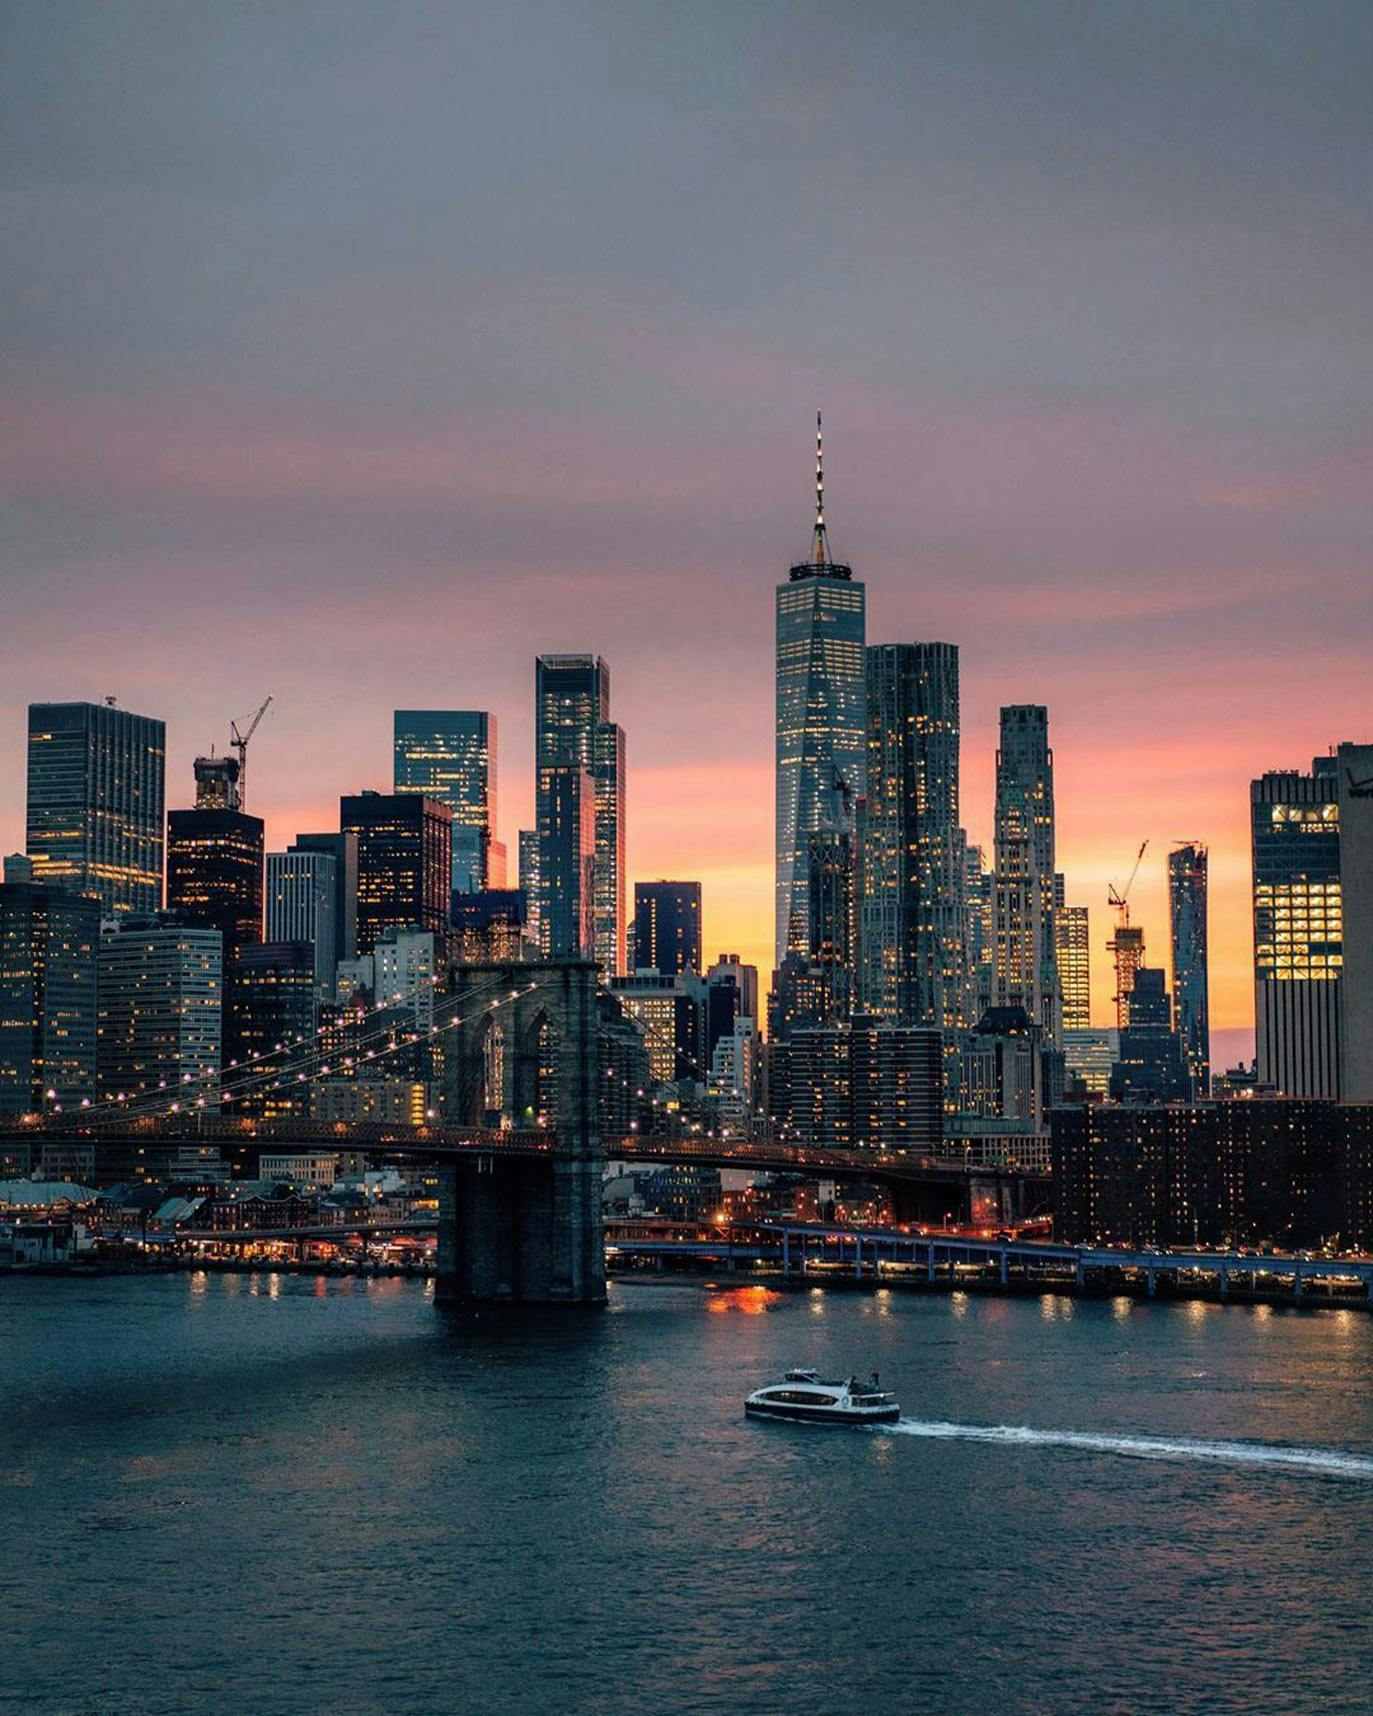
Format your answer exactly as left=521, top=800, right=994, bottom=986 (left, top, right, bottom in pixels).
left=705, top=1285, right=781, bottom=1316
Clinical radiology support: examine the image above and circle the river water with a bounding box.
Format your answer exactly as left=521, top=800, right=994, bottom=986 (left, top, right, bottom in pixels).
left=3, top=1273, right=1371, bottom=1714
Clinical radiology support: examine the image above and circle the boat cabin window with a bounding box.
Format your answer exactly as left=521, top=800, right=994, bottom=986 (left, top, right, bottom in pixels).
left=764, top=1389, right=835, bottom=1406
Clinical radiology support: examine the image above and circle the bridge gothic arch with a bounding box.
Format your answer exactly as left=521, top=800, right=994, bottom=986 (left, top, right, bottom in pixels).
left=437, top=960, right=604, bottom=1305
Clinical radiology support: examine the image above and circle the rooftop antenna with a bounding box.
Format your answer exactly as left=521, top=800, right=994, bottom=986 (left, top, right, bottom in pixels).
left=812, top=410, right=830, bottom=567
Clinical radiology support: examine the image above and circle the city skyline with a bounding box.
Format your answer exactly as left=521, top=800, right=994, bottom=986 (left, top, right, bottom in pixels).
left=2, top=555, right=1367, bottom=1054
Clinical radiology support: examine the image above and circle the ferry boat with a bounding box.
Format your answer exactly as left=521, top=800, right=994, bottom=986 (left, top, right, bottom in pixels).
left=744, top=1369, right=900, bottom=1426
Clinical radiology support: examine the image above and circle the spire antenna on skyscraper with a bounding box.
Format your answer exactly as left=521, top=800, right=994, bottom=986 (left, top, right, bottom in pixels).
left=812, top=409, right=830, bottom=566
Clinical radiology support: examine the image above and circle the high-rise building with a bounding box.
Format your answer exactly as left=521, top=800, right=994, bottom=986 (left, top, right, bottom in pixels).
left=859, top=642, right=963, bottom=1028
left=393, top=711, right=503, bottom=893
left=609, top=970, right=708, bottom=1087
left=540, top=767, right=596, bottom=960
left=166, top=807, right=264, bottom=970
left=992, top=706, right=1059, bottom=1043
left=806, top=819, right=857, bottom=1024
left=1167, top=842, right=1210, bottom=1097
left=1054, top=886, right=1091, bottom=1032
left=775, top=417, right=866, bottom=967
left=593, top=718, right=626, bottom=975
left=0, top=860, right=100, bottom=1117
left=632, top=882, right=703, bottom=975
left=518, top=830, right=542, bottom=950
left=535, top=655, right=625, bottom=973
left=341, top=791, right=452, bottom=956
left=225, top=941, right=317, bottom=1111
left=787, top=1021, right=942, bottom=1152
left=963, top=843, right=994, bottom=1025
left=291, top=832, right=358, bottom=964
left=26, top=700, right=165, bottom=915
left=1251, top=758, right=1343, bottom=1098
left=1062, top=1026, right=1118, bottom=1098
left=1336, top=744, right=1373, bottom=1102
left=266, top=849, right=338, bottom=998
left=1109, top=968, right=1189, bottom=1104
left=707, top=954, right=760, bottom=1029
left=97, top=915, right=222, bottom=1101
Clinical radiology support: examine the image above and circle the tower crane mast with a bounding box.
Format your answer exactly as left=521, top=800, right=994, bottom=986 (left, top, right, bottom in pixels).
left=230, top=696, right=273, bottom=811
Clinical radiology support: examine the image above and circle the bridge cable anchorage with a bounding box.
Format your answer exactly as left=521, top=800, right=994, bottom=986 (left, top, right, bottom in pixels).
left=28, top=968, right=543, bottom=1134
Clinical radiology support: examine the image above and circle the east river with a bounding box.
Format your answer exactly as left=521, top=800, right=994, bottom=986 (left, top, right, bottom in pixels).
left=3, top=1273, right=1372, bottom=1714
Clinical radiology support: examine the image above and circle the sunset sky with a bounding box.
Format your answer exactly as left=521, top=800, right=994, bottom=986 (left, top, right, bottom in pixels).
left=3, top=2, right=1370, bottom=1059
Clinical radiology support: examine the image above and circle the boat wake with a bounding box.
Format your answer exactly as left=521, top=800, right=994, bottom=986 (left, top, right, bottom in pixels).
left=880, top=1418, right=1373, bottom=1479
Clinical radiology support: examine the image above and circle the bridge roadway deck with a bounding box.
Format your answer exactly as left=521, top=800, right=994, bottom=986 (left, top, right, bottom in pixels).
left=10, top=1117, right=1042, bottom=1186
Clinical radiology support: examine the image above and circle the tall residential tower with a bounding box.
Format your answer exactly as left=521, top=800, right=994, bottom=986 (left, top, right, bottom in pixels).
left=1167, top=842, right=1210, bottom=1097
left=992, top=706, right=1059, bottom=1042
left=534, top=655, right=625, bottom=972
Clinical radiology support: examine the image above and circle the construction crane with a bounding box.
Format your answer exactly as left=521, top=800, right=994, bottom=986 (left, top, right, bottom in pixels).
left=230, top=696, right=273, bottom=811
left=1107, top=839, right=1148, bottom=1030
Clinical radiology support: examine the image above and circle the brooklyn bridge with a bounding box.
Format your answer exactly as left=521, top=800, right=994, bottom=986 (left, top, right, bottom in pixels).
left=5, top=960, right=1045, bottom=1305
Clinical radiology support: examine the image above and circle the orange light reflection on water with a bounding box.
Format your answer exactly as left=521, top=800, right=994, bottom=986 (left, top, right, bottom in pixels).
left=705, top=1285, right=781, bottom=1315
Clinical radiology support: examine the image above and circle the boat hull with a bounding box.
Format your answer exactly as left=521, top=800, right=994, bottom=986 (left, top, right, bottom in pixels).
left=745, top=1400, right=901, bottom=1426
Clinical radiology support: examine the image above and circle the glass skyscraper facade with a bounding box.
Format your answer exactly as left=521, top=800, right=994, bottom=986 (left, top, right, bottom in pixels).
left=993, top=705, right=1060, bottom=1043
left=535, top=655, right=625, bottom=972
left=26, top=701, right=165, bottom=915
left=0, top=867, right=100, bottom=1117
left=1251, top=759, right=1342, bottom=1097
left=393, top=710, right=502, bottom=893
left=1167, top=841, right=1210, bottom=1096
left=774, top=423, right=865, bottom=969
left=859, top=642, right=963, bottom=1030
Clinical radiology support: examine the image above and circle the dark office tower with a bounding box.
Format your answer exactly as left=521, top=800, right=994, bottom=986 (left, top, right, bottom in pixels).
left=1336, top=744, right=1373, bottom=1102
left=225, top=942, right=318, bottom=1111
left=1168, top=842, right=1210, bottom=1097
left=775, top=417, right=866, bottom=967
left=341, top=792, right=452, bottom=956
left=0, top=859, right=100, bottom=1116
left=26, top=701, right=165, bottom=915
left=393, top=711, right=502, bottom=893
left=993, top=706, right=1060, bottom=1043
left=633, top=881, right=703, bottom=976
left=807, top=822, right=856, bottom=1022
left=1108, top=968, right=1189, bottom=1104
left=859, top=642, right=963, bottom=1029
left=708, top=954, right=759, bottom=1025
left=166, top=807, right=264, bottom=970
left=1251, top=758, right=1343, bottom=1098
left=267, top=849, right=338, bottom=998
left=291, top=832, right=358, bottom=963
left=540, top=767, right=595, bottom=959
left=535, top=655, right=625, bottom=972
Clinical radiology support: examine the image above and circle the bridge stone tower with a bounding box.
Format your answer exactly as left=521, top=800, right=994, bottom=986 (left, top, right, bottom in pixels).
left=435, top=960, right=605, bottom=1306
